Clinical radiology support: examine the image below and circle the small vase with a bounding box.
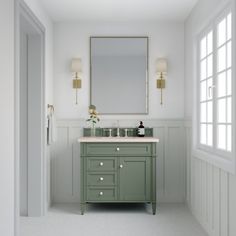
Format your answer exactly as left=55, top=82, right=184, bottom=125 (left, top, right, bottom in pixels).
left=91, top=125, right=96, bottom=137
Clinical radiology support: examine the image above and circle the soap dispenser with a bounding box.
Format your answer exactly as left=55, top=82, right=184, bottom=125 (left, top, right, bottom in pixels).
left=138, top=121, right=145, bottom=137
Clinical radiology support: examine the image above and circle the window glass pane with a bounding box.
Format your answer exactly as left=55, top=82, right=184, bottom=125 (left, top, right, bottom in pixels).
left=217, top=72, right=226, bottom=97
left=207, top=124, right=213, bottom=146
left=217, top=125, right=226, bottom=150
left=218, top=98, right=226, bottom=122
left=227, top=13, right=232, bottom=40
left=218, top=18, right=226, bottom=46
left=227, top=97, right=232, bottom=123
left=207, top=55, right=213, bottom=77
left=227, top=125, right=232, bottom=152
left=227, top=41, right=232, bottom=68
left=227, top=69, right=232, bottom=95
left=207, top=31, right=213, bottom=54
left=201, top=37, right=207, bottom=59
left=207, top=101, right=213, bottom=122
left=207, top=78, right=213, bottom=99
left=200, top=124, right=207, bottom=145
left=201, top=102, right=207, bottom=122
left=200, top=80, right=207, bottom=101
left=217, top=45, right=226, bottom=72
left=201, top=59, right=207, bottom=80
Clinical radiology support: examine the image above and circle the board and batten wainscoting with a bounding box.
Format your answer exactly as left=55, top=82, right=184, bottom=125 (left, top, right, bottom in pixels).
left=51, top=119, right=185, bottom=204
left=185, top=120, right=236, bottom=236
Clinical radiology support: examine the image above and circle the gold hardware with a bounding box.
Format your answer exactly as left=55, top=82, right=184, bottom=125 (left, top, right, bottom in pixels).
left=71, top=58, right=82, bottom=105
left=73, top=74, right=82, bottom=105
left=73, top=78, right=82, bottom=89
left=156, top=73, right=166, bottom=105
left=156, top=77, right=165, bottom=89
left=156, top=58, right=168, bottom=105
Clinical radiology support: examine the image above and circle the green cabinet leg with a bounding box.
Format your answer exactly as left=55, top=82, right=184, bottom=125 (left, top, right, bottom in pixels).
left=80, top=203, right=85, bottom=215
left=152, top=203, right=156, bottom=215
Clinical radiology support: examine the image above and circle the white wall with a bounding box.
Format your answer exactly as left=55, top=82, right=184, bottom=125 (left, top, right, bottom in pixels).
left=185, top=0, right=236, bottom=235
left=0, top=0, right=15, bottom=235
left=54, top=22, right=185, bottom=120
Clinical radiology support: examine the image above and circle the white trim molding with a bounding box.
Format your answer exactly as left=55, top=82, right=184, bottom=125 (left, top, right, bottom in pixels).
left=15, top=1, right=47, bottom=234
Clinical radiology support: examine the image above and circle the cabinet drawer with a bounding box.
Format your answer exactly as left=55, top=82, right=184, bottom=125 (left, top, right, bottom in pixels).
left=87, top=187, right=117, bottom=201
left=85, top=143, right=151, bottom=156
left=87, top=173, right=116, bottom=186
left=87, top=157, right=117, bottom=171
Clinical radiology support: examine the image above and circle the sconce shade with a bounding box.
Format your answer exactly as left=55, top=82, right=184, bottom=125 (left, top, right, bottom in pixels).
left=156, top=58, right=167, bottom=73
left=71, top=58, right=82, bottom=72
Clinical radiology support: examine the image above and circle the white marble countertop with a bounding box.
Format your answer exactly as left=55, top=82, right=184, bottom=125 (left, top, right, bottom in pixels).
left=78, top=137, right=159, bottom=143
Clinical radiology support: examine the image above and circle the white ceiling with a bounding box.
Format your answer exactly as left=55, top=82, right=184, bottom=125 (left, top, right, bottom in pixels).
left=40, top=0, right=198, bottom=22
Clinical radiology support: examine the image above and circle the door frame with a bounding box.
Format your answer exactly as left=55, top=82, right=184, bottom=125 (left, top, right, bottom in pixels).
left=14, top=0, right=46, bottom=234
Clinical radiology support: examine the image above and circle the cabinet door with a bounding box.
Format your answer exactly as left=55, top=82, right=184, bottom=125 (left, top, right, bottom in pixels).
left=119, top=157, right=151, bottom=201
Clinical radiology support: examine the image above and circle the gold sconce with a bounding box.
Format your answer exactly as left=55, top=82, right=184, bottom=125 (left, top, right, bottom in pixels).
left=71, top=58, right=82, bottom=104
left=156, top=58, right=167, bottom=105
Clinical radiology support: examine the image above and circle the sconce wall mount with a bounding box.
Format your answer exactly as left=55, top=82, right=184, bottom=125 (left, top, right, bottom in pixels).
left=156, top=58, right=167, bottom=105
left=71, top=58, right=82, bottom=104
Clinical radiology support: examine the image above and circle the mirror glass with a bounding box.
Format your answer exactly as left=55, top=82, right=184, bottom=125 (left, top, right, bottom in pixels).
left=90, top=37, right=148, bottom=114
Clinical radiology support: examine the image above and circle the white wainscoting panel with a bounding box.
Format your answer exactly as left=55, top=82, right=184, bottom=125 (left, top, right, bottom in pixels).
left=51, top=119, right=186, bottom=204
left=185, top=122, right=236, bottom=236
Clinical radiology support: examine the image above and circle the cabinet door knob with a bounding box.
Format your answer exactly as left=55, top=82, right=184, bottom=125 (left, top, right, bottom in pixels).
left=99, top=191, right=103, bottom=196
left=116, top=147, right=120, bottom=151
left=100, top=177, right=104, bottom=181
left=119, top=164, right=123, bottom=168
left=99, top=162, right=104, bottom=166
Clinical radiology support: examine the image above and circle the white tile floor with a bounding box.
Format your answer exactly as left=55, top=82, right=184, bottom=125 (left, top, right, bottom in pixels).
left=20, top=203, right=208, bottom=236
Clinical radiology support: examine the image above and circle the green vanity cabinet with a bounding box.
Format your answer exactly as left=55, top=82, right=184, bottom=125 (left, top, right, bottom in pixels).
left=80, top=141, right=157, bottom=215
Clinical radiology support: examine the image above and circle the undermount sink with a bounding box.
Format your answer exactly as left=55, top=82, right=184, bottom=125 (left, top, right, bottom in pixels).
left=78, top=136, right=159, bottom=143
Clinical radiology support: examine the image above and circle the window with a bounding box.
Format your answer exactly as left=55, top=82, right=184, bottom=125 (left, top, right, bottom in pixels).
left=198, top=10, right=233, bottom=159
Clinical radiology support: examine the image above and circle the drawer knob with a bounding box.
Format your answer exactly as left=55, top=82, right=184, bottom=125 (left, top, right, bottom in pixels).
left=100, top=177, right=104, bottom=181
left=119, top=164, right=123, bottom=168
left=99, top=191, right=103, bottom=196
left=99, top=162, right=104, bottom=166
left=116, top=147, right=120, bottom=151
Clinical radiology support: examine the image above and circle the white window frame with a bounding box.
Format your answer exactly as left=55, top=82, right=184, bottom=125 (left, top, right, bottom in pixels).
left=193, top=3, right=236, bottom=173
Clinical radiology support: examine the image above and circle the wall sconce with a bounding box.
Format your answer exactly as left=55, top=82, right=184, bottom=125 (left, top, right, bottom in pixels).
left=71, top=58, right=82, bottom=104
left=156, top=58, right=167, bottom=105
